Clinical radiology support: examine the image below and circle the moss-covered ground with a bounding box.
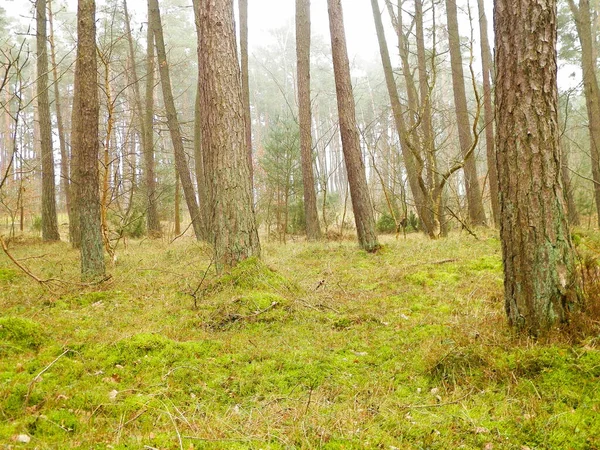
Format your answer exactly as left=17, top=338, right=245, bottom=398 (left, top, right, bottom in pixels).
left=1, top=232, right=599, bottom=449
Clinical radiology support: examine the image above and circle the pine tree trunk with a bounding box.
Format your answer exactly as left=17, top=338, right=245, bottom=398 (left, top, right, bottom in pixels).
left=148, top=0, right=202, bottom=240
left=328, top=0, right=379, bottom=252
left=143, top=22, right=161, bottom=238
left=36, top=0, right=60, bottom=241
left=239, top=0, right=253, bottom=186
left=445, top=0, right=487, bottom=226
left=477, top=0, right=499, bottom=227
left=296, top=0, right=322, bottom=241
left=495, top=0, right=579, bottom=334
left=192, top=0, right=209, bottom=240
left=568, top=0, right=600, bottom=228
left=48, top=0, right=70, bottom=222
left=74, top=0, right=105, bottom=280
left=197, top=0, right=260, bottom=270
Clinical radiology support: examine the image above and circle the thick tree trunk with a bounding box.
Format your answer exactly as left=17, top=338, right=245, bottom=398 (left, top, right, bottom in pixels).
left=568, top=0, right=600, bottom=228
left=36, top=0, right=60, bottom=241
left=495, top=0, right=579, bottom=334
left=74, top=0, right=105, bottom=280
left=445, top=0, right=486, bottom=226
left=477, top=0, right=499, bottom=227
left=197, top=0, right=260, bottom=270
left=328, top=0, right=379, bottom=252
left=296, top=0, right=322, bottom=241
left=148, top=0, right=202, bottom=240
left=239, top=0, right=253, bottom=186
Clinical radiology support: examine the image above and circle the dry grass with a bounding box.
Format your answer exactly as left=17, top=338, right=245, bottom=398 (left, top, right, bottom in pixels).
left=0, top=230, right=599, bottom=449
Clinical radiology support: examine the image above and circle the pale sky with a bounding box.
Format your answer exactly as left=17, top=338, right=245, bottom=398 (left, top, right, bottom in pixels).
left=0, top=0, right=494, bottom=64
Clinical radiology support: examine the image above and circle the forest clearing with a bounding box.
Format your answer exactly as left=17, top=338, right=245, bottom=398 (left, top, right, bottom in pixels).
left=1, top=231, right=599, bottom=449
left=2, top=0, right=600, bottom=447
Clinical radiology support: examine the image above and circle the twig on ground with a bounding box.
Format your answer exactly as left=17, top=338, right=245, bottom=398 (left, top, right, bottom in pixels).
left=24, top=348, right=70, bottom=409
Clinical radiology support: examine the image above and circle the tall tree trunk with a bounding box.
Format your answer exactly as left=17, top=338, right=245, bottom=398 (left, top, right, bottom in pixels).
left=372, top=0, right=435, bottom=236
left=477, top=0, right=499, bottom=227
left=148, top=0, right=202, bottom=240
left=239, top=0, right=253, bottom=186
left=69, top=59, right=81, bottom=248
left=192, top=0, right=209, bottom=239
left=445, top=0, right=487, bottom=226
left=568, top=0, right=600, bottom=228
left=74, top=0, right=105, bottom=280
left=495, top=0, right=579, bottom=334
left=143, top=20, right=161, bottom=237
left=197, top=0, right=260, bottom=270
left=123, top=0, right=161, bottom=237
left=36, top=0, right=60, bottom=241
left=48, top=0, right=70, bottom=221
left=328, top=0, right=379, bottom=252
left=296, top=0, right=322, bottom=241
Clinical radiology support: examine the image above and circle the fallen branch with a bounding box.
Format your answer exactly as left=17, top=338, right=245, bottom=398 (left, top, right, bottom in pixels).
left=0, top=236, right=112, bottom=291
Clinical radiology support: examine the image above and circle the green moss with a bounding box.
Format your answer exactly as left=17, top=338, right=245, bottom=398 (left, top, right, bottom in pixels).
left=0, top=268, right=19, bottom=282
left=0, top=317, right=46, bottom=353
left=212, top=257, right=299, bottom=294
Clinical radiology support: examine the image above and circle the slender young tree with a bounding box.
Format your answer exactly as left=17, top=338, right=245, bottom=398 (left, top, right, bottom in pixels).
left=36, top=0, right=60, bottom=241
left=445, top=0, right=486, bottom=226
left=144, top=18, right=161, bottom=237
left=123, top=0, right=161, bottom=237
left=296, top=0, right=321, bottom=241
left=148, top=0, right=202, bottom=240
left=495, top=0, right=580, bottom=333
left=74, top=0, right=105, bottom=279
left=48, top=0, right=70, bottom=226
left=197, top=0, right=260, bottom=270
left=327, top=0, right=379, bottom=252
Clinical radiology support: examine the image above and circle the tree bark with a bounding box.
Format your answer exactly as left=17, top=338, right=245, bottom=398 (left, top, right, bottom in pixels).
left=477, top=0, right=499, bottom=227
left=197, top=0, right=261, bottom=270
left=567, top=0, right=600, bottom=228
left=192, top=0, right=209, bottom=240
left=495, top=0, right=579, bottom=334
left=239, top=0, right=253, bottom=186
left=36, top=0, right=60, bottom=241
left=74, top=0, right=105, bottom=280
left=445, top=0, right=486, bottom=226
left=148, top=0, right=202, bottom=240
left=296, top=0, right=322, bottom=241
left=328, top=0, right=379, bottom=252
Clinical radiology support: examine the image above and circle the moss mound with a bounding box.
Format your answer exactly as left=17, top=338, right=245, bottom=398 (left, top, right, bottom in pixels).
left=0, top=317, right=46, bottom=354
left=209, top=257, right=299, bottom=295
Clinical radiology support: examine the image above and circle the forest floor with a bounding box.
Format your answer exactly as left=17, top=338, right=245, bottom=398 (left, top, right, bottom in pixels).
left=0, top=230, right=599, bottom=449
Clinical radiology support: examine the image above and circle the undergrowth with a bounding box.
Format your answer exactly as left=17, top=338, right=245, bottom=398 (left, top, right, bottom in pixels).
left=0, top=232, right=599, bottom=449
